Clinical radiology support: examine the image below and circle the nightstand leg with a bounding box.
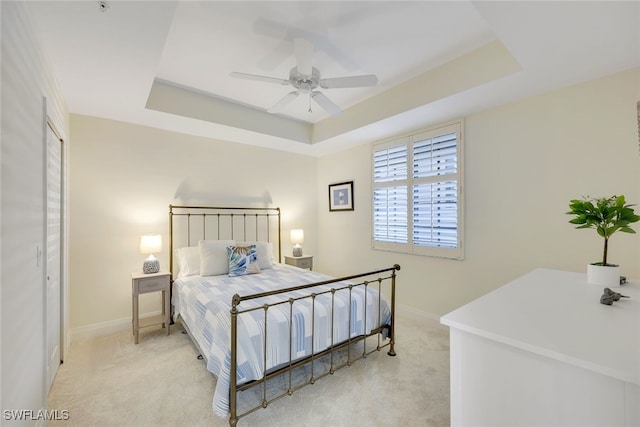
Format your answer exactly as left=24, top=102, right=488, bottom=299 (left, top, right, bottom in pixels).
left=133, top=293, right=139, bottom=344
left=164, top=290, right=170, bottom=335
left=161, top=291, right=165, bottom=329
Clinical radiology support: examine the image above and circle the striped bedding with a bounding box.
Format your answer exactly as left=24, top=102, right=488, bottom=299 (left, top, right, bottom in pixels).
left=172, top=264, right=391, bottom=417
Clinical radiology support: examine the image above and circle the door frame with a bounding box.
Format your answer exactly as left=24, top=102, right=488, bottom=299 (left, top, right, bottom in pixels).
left=45, top=113, right=66, bottom=391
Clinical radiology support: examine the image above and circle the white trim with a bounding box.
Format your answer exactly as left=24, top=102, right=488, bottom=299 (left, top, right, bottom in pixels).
left=398, top=303, right=449, bottom=331
left=372, top=119, right=465, bottom=260
left=70, top=310, right=163, bottom=341
left=64, top=329, right=72, bottom=357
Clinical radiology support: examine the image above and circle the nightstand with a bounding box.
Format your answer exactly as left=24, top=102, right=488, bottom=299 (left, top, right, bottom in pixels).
left=284, top=255, right=313, bottom=271
left=132, top=271, right=171, bottom=344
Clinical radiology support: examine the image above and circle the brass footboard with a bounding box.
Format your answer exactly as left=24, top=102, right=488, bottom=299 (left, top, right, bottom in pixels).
left=228, top=264, right=399, bottom=426
left=168, top=205, right=399, bottom=425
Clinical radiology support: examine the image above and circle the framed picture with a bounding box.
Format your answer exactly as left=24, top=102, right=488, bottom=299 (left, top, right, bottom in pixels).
left=328, top=181, right=354, bottom=211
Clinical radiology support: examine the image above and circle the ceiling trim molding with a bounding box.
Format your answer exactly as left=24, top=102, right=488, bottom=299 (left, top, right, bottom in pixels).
left=146, top=79, right=313, bottom=144
left=146, top=41, right=520, bottom=147
left=313, top=40, right=521, bottom=143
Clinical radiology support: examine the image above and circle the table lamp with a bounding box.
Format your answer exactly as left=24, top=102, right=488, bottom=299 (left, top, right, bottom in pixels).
left=140, top=234, right=161, bottom=274
left=290, top=229, right=304, bottom=257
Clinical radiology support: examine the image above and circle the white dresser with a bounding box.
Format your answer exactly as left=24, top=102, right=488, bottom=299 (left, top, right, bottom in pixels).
left=441, top=268, right=639, bottom=426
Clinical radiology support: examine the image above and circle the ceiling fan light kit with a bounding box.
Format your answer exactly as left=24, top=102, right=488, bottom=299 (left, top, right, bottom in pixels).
left=230, top=38, right=378, bottom=116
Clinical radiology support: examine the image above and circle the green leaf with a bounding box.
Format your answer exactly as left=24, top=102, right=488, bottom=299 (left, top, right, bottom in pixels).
left=569, top=217, right=587, bottom=224
left=605, top=225, right=620, bottom=236
left=567, top=195, right=638, bottom=242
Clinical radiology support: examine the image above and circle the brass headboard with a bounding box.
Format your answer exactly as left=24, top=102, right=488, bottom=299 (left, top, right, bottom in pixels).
left=168, top=205, right=281, bottom=280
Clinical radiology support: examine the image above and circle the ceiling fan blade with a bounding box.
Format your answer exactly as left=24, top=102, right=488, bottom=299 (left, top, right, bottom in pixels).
left=229, top=72, right=289, bottom=86
left=252, top=18, right=288, bottom=40
left=294, top=38, right=313, bottom=76
left=312, top=91, right=342, bottom=116
left=319, top=74, right=378, bottom=89
left=256, top=40, right=292, bottom=71
left=268, top=91, right=299, bottom=113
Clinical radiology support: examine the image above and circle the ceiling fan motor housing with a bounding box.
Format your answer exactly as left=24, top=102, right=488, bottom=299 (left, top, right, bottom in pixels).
left=289, top=67, right=320, bottom=93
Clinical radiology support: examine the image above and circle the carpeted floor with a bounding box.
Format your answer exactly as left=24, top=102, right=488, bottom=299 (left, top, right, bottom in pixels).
left=48, top=315, right=450, bottom=426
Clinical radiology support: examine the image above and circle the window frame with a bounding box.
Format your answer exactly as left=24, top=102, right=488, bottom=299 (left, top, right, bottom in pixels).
left=371, top=120, right=464, bottom=260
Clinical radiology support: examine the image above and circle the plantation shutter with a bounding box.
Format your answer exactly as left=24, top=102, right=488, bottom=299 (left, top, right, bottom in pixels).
left=373, top=141, right=409, bottom=245
left=372, top=122, right=463, bottom=259
left=412, top=131, right=458, bottom=249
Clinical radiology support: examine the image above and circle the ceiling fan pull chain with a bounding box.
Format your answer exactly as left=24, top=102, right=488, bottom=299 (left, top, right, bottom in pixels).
left=308, top=92, right=312, bottom=113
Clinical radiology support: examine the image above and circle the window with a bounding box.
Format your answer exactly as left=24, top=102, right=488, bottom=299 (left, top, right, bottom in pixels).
left=372, top=121, right=464, bottom=259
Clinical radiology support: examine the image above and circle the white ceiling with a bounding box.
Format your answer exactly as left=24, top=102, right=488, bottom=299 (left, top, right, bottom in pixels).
left=27, top=1, right=640, bottom=156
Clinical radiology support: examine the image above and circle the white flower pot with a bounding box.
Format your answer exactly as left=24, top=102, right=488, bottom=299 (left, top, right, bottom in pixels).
left=587, top=263, right=620, bottom=287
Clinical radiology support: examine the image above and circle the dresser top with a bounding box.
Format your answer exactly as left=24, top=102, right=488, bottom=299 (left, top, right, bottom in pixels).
left=441, top=268, right=640, bottom=384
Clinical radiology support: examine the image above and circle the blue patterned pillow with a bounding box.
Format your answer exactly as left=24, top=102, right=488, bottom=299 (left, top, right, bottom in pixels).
left=227, top=245, right=261, bottom=277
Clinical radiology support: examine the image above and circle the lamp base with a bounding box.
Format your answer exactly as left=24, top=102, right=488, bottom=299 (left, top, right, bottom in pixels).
left=143, top=258, right=160, bottom=274
left=292, top=246, right=303, bottom=257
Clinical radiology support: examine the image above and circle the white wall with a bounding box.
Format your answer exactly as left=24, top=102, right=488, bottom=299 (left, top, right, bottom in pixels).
left=68, top=115, right=318, bottom=331
left=317, top=68, right=640, bottom=319
left=1, top=1, right=69, bottom=422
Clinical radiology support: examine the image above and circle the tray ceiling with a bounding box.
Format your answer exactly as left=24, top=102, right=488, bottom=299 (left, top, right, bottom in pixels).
left=28, top=1, right=640, bottom=156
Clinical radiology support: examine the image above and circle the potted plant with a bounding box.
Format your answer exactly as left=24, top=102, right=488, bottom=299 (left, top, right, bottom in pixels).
left=567, top=195, right=640, bottom=286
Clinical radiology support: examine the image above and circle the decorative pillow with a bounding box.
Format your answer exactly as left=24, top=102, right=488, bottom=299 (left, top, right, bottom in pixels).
left=199, top=240, right=236, bottom=276
left=227, top=245, right=261, bottom=277
left=175, top=246, right=200, bottom=278
left=238, top=241, right=275, bottom=270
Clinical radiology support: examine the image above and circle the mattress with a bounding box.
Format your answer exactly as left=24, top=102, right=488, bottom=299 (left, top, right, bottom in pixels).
left=172, top=264, right=391, bottom=417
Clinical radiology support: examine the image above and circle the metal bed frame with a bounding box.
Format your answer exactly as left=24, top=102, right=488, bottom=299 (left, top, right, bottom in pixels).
left=168, top=205, right=399, bottom=426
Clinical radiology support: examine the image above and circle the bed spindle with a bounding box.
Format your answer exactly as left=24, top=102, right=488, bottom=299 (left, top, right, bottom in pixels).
left=187, top=213, right=191, bottom=247
left=329, top=288, right=336, bottom=374
left=261, top=304, right=268, bottom=408
left=201, top=213, right=205, bottom=240
left=362, top=281, right=368, bottom=357
left=287, top=298, right=294, bottom=394
left=230, top=293, right=240, bottom=427
left=310, top=294, right=316, bottom=384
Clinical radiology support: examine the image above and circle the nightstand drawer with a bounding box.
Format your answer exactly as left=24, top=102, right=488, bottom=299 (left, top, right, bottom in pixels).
left=296, top=258, right=312, bottom=269
left=284, top=255, right=313, bottom=270
left=137, top=276, right=168, bottom=293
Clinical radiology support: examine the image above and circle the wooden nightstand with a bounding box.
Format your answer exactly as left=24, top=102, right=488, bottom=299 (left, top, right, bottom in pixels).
left=131, top=271, right=171, bottom=344
left=284, top=255, right=313, bottom=271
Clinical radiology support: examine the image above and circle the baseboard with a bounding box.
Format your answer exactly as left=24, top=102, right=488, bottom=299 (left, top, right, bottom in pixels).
left=70, top=310, right=162, bottom=341
left=72, top=306, right=442, bottom=340
left=64, top=329, right=72, bottom=359
left=397, top=303, right=448, bottom=330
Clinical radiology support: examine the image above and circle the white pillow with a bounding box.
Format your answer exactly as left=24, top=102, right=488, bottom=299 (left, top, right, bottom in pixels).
left=238, top=241, right=275, bottom=269
left=175, top=246, right=200, bottom=278
left=199, top=240, right=236, bottom=276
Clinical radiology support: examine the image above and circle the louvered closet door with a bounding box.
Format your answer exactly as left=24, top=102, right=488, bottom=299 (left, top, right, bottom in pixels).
left=46, top=122, right=62, bottom=391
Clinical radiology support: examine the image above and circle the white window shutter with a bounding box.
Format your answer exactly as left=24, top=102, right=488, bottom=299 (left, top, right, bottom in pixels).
left=372, top=121, right=464, bottom=259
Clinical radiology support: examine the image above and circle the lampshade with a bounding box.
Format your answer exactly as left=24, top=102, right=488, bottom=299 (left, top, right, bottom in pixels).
left=140, top=234, right=161, bottom=274
left=140, top=234, right=162, bottom=254
left=290, top=229, right=304, bottom=257
left=290, top=229, right=304, bottom=244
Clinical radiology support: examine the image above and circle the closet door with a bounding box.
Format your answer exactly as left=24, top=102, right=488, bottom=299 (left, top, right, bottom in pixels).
left=46, top=122, right=62, bottom=391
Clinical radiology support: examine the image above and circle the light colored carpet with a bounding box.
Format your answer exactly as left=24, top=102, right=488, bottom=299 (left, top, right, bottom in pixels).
left=48, top=315, right=450, bottom=426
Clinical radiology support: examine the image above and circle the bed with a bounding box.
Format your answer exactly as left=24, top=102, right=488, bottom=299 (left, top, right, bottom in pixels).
left=169, top=205, right=399, bottom=425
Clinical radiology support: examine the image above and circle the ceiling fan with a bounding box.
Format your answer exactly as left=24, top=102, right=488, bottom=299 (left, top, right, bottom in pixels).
left=230, top=38, right=378, bottom=116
